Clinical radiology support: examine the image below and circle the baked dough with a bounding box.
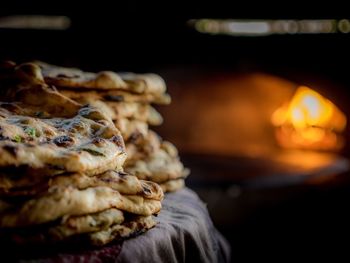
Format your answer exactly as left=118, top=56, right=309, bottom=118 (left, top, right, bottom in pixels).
left=89, top=215, right=155, bottom=246
left=0, top=186, right=162, bottom=227
left=0, top=103, right=126, bottom=175
left=36, top=61, right=167, bottom=96
left=0, top=170, right=164, bottom=201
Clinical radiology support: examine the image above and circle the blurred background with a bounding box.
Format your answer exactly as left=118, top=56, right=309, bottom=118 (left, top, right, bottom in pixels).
left=1, top=2, right=350, bottom=261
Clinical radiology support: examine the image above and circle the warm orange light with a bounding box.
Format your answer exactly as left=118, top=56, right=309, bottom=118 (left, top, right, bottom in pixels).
left=272, top=86, right=346, bottom=151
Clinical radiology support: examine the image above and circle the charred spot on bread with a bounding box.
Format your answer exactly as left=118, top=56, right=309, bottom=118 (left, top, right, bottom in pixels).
left=103, top=95, right=124, bottom=102
left=3, top=145, right=18, bottom=157
left=53, top=135, right=74, bottom=147
left=111, top=135, right=124, bottom=149
left=92, top=137, right=106, bottom=147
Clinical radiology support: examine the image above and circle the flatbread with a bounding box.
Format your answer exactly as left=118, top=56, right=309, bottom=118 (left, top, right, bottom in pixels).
left=49, top=208, right=125, bottom=240
left=0, top=186, right=162, bottom=227
left=114, top=118, right=148, bottom=140
left=125, top=130, right=161, bottom=163
left=125, top=131, right=188, bottom=188
left=118, top=72, right=166, bottom=95
left=0, top=103, right=126, bottom=176
left=83, top=100, right=159, bottom=124
left=125, top=141, right=189, bottom=184
left=36, top=61, right=128, bottom=90
left=1, top=60, right=170, bottom=101
left=89, top=215, right=155, bottom=246
left=35, top=61, right=167, bottom=96
left=0, top=63, right=82, bottom=118
left=72, top=101, right=150, bottom=141
left=49, top=171, right=163, bottom=199
left=160, top=179, right=185, bottom=193
left=125, top=154, right=189, bottom=184
left=2, top=213, right=155, bottom=246
left=0, top=166, right=67, bottom=194
left=0, top=170, right=164, bottom=202
left=126, top=131, right=178, bottom=162
left=60, top=88, right=171, bottom=105
left=104, top=101, right=163, bottom=126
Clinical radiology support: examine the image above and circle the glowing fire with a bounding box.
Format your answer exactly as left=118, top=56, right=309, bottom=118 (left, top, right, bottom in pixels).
left=272, top=86, right=346, bottom=151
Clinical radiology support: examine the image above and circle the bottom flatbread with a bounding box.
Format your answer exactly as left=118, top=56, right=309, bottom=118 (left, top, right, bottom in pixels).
left=89, top=215, right=155, bottom=246
left=49, top=208, right=125, bottom=240
left=2, top=212, right=155, bottom=247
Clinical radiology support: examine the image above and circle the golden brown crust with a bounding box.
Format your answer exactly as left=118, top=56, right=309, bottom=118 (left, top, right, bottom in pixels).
left=48, top=171, right=164, bottom=200
left=104, top=101, right=163, bottom=125
left=0, top=170, right=164, bottom=201
left=3, top=213, right=155, bottom=246
left=88, top=215, right=156, bottom=246
left=48, top=208, right=125, bottom=240
left=36, top=61, right=167, bottom=96
left=125, top=135, right=189, bottom=184
left=60, top=88, right=171, bottom=105
left=0, top=186, right=162, bottom=227
left=114, top=118, right=148, bottom=141
left=0, top=63, right=82, bottom=118
left=125, top=130, right=161, bottom=163
left=0, top=103, right=126, bottom=175
left=160, top=179, right=185, bottom=192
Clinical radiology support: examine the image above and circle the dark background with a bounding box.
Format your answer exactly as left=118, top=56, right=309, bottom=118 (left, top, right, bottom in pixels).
left=1, top=2, right=350, bottom=76
left=1, top=2, right=350, bottom=261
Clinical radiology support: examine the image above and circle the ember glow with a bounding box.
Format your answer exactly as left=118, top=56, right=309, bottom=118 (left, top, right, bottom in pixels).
left=272, top=86, right=347, bottom=151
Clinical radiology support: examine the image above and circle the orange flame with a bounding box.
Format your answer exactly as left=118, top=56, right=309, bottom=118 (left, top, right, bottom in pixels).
left=272, top=86, right=346, bottom=151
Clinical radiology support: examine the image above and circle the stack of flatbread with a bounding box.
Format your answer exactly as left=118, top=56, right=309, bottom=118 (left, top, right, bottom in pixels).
left=0, top=62, right=165, bottom=246
left=33, top=61, right=189, bottom=192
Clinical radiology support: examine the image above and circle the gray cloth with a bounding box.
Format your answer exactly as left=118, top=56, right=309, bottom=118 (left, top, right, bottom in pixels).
left=117, top=187, right=231, bottom=263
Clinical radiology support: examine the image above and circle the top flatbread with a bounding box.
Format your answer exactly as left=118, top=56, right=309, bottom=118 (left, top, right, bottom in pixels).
left=0, top=102, right=126, bottom=175
left=35, top=61, right=167, bottom=95
left=0, top=62, right=171, bottom=106
left=0, top=63, right=82, bottom=118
